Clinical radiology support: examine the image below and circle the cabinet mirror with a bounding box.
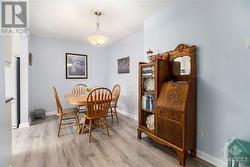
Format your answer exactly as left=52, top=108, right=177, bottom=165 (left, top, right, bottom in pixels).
left=172, top=56, right=191, bottom=75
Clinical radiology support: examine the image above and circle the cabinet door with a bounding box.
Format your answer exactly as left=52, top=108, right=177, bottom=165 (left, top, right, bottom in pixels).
left=157, top=117, right=183, bottom=148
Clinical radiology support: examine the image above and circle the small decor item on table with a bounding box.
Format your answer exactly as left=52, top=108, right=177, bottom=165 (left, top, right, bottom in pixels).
left=86, top=87, right=92, bottom=93
left=66, top=53, right=88, bottom=79
left=147, top=49, right=154, bottom=63
left=146, top=114, right=154, bottom=130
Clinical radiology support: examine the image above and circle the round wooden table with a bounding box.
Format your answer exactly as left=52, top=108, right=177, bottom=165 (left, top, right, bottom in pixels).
left=64, top=93, right=115, bottom=134
left=64, top=93, right=89, bottom=106
left=65, top=93, right=116, bottom=106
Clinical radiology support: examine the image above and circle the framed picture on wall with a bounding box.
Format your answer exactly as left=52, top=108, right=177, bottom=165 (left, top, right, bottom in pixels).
left=118, top=57, right=130, bottom=74
left=65, top=53, right=88, bottom=79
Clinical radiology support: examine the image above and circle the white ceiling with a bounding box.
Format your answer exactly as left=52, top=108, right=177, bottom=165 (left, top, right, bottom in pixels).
left=30, top=0, right=169, bottom=46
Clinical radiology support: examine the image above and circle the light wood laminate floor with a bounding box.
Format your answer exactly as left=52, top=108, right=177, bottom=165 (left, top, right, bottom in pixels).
left=12, top=114, right=214, bottom=167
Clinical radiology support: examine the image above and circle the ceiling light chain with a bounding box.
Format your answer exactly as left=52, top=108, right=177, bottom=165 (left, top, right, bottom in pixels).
left=95, top=12, right=101, bottom=33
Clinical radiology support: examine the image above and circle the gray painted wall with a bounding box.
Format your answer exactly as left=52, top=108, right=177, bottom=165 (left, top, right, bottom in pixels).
left=30, top=35, right=108, bottom=113
left=107, top=30, right=144, bottom=118
left=144, top=0, right=250, bottom=161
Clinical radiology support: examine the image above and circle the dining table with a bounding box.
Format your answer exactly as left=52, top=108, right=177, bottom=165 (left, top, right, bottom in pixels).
left=64, top=93, right=115, bottom=134
left=65, top=93, right=89, bottom=106
left=65, top=92, right=116, bottom=107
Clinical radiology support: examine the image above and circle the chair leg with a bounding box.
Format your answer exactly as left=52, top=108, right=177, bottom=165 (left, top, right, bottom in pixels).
left=75, top=111, right=81, bottom=134
left=110, top=108, right=114, bottom=123
left=104, top=117, right=110, bottom=137
left=57, top=116, right=62, bottom=137
left=114, top=107, right=119, bottom=124
left=80, top=116, right=87, bottom=134
left=88, top=119, right=92, bottom=143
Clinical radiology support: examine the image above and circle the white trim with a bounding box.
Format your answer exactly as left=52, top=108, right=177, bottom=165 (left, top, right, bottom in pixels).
left=117, top=108, right=227, bottom=167
left=117, top=108, right=138, bottom=121
left=19, top=122, right=30, bottom=128
left=46, top=111, right=56, bottom=116
left=197, top=150, right=226, bottom=167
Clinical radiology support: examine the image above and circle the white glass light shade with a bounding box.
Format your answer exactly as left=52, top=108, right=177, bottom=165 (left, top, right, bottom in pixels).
left=87, top=35, right=109, bottom=46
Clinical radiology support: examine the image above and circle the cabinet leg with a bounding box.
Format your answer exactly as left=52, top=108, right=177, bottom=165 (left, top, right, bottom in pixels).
left=190, top=148, right=196, bottom=158
left=137, top=129, right=142, bottom=140
left=177, top=151, right=186, bottom=167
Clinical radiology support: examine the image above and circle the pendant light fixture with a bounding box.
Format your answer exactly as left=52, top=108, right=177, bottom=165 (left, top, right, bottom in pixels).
left=88, top=11, right=109, bottom=46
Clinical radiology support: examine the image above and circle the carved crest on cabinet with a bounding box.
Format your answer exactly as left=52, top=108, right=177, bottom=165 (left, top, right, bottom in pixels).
left=177, top=44, right=184, bottom=52
left=157, top=82, right=189, bottom=111
left=167, top=85, right=180, bottom=106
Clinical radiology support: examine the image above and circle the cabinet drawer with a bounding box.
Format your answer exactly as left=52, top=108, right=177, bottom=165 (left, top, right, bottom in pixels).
left=157, top=107, right=183, bottom=122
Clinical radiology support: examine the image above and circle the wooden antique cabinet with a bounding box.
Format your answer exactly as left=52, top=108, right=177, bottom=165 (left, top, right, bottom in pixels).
left=137, top=44, right=197, bottom=166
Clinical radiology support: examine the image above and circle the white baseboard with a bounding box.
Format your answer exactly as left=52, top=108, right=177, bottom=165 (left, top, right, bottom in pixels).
left=19, top=122, right=30, bottom=128
left=197, top=150, right=226, bottom=167
left=117, top=108, right=226, bottom=167
left=46, top=111, right=56, bottom=116
left=117, top=108, right=138, bottom=121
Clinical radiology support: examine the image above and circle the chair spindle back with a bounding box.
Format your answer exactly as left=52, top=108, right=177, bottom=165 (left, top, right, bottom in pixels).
left=72, top=84, right=87, bottom=95
left=52, top=87, right=63, bottom=115
left=86, top=88, right=112, bottom=118
left=112, top=84, right=121, bottom=105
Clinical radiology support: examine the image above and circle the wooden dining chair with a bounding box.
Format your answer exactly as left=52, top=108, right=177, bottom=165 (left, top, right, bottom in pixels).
left=110, top=84, right=121, bottom=124
left=72, top=84, right=87, bottom=95
left=72, top=84, right=88, bottom=113
left=82, top=88, right=112, bottom=142
left=52, top=87, right=79, bottom=137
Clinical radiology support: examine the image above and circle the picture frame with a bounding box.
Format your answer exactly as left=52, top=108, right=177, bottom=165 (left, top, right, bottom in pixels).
left=118, top=57, right=130, bottom=74
left=65, top=53, right=88, bottom=79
